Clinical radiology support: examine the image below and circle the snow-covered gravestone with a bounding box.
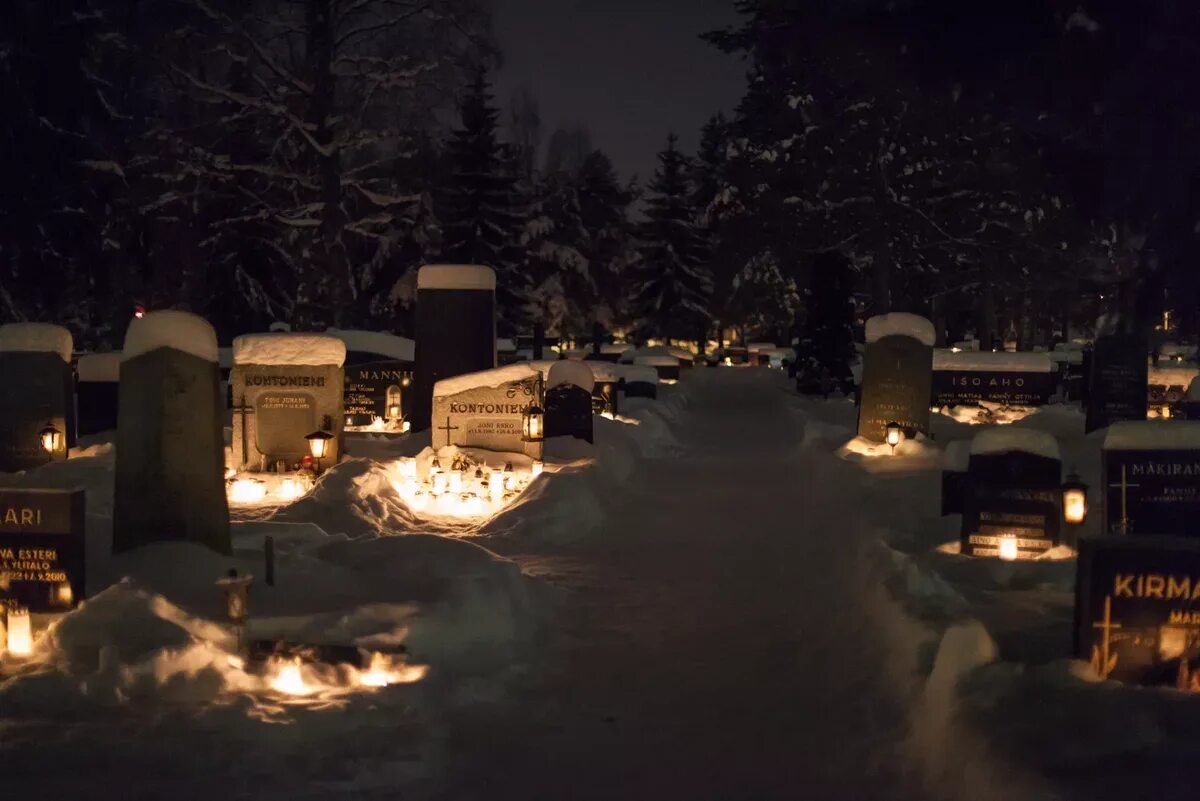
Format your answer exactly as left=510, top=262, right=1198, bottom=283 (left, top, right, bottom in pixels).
left=545, top=360, right=595, bottom=443
left=0, top=323, right=75, bottom=471
left=1102, top=421, right=1200, bottom=537
left=941, top=439, right=971, bottom=517
left=960, top=428, right=1062, bottom=559
left=327, top=329, right=414, bottom=427
left=76, top=352, right=121, bottom=435
left=1085, top=329, right=1148, bottom=433
left=621, top=365, right=658, bottom=400
left=430, top=364, right=544, bottom=459
left=856, top=313, right=935, bottom=443
left=931, top=350, right=1057, bottom=407
left=1075, top=536, right=1200, bottom=686
left=230, top=333, right=346, bottom=472
left=113, top=311, right=230, bottom=554
left=412, top=264, right=497, bottom=432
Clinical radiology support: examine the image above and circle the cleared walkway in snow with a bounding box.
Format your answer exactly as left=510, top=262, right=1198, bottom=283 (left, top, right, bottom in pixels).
left=439, top=368, right=955, bottom=801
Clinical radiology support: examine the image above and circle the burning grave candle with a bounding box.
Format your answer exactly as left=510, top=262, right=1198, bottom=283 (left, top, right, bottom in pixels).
left=6, top=607, right=32, bottom=657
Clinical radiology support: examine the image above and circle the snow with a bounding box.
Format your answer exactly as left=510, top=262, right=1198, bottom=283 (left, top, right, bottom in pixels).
left=943, top=439, right=971, bottom=472
left=0, top=322, right=73, bottom=362
left=634, top=355, right=680, bottom=368
left=600, top=343, right=631, bottom=355
left=587, top=361, right=621, bottom=383
left=433, top=363, right=540, bottom=398
left=837, top=432, right=942, bottom=471
left=970, top=427, right=1060, bottom=461
left=232, top=333, right=347, bottom=366
left=1103, top=420, right=1200, bottom=451
left=933, top=350, right=1054, bottom=372
left=325, top=329, right=414, bottom=362
left=76, top=352, right=121, bottom=382
left=122, top=310, right=218, bottom=364
left=620, top=365, right=659, bottom=385
left=865, top=312, right=935, bottom=346
left=417, top=263, right=495, bottom=291
left=1148, top=364, right=1198, bottom=387
left=619, top=345, right=688, bottom=364
left=547, top=359, right=594, bottom=393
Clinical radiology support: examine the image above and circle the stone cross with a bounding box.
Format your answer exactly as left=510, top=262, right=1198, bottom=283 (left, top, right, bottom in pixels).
left=437, top=417, right=460, bottom=448
left=1108, top=464, right=1141, bottom=534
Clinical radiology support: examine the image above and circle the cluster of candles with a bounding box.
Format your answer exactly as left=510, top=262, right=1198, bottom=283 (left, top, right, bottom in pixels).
left=265, top=652, right=428, bottom=696
left=227, top=474, right=315, bottom=505
left=390, top=455, right=544, bottom=517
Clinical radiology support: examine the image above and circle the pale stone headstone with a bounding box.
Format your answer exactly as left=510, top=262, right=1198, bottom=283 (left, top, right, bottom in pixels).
left=412, top=264, right=496, bottom=431
left=113, top=311, right=229, bottom=554
left=857, top=313, right=934, bottom=443
left=230, top=333, right=346, bottom=471
left=430, top=364, right=544, bottom=459
left=0, top=323, right=75, bottom=471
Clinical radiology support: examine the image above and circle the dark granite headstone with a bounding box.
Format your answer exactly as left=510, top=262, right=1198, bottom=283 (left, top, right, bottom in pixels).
left=931, top=369, right=1056, bottom=407
left=623, top=367, right=658, bottom=400
left=412, top=265, right=496, bottom=431
left=113, top=313, right=230, bottom=554
left=857, top=334, right=933, bottom=443
left=76, top=352, right=120, bottom=436
left=941, top=441, right=971, bottom=517
left=961, top=447, right=1062, bottom=558
left=0, top=488, right=85, bottom=611
left=1102, top=443, right=1200, bottom=537
left=1086, top=333, right=1148, bottom=433
left=0, top=353, right=75, bottom=471
left=1075, top=536, right=1200, bottom=686
left=343, top=360, right=411, bottom=427
left=545, top=384, right=594, bottom=443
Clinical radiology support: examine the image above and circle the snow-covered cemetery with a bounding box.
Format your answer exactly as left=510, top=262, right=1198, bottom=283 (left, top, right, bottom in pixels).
left=3, top=1, right=1200, bottom=799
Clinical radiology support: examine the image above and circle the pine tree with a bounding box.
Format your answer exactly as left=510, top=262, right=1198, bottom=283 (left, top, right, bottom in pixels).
left=442, top=70, right=529, bottom=335
left=576, top=150, right=636, bottom=330
left=632, top=135, right=713, bottom=342
left=796, top=252, right=857, bottom=395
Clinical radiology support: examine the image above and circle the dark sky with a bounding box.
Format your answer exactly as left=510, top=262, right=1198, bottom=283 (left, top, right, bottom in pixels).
left=490, top=0, right=747, bottom=183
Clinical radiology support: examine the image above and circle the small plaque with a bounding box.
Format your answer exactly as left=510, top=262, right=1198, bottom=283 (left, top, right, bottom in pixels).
left=0, top=488, right=85, bottom=612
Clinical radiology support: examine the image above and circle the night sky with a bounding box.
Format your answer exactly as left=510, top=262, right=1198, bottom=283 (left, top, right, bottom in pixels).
left=490, top=0, right=746, bottom=182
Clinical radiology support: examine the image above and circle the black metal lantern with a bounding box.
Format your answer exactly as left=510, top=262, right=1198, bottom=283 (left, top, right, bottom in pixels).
left=305, top=430, right=334, bottom=472
left=885, top=421, right=903, bottom=453
left=523, top=404, right=545, bottom=442
left=39, top=424, right=61, bottom=460
left=1062, top=472, right=1088, bottom=525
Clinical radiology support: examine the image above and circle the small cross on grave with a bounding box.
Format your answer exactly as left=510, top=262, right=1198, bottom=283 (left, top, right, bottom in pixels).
left=437, top=417, right=459, bottom=448
left=1108, top=464, right=1142, bottom=534
left=231, top=398, right=256, bottom=466
left=1092, top=595, right=1122, bottom=679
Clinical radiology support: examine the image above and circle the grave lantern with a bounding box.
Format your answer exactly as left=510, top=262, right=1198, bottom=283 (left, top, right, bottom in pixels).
left=532, top=460, right=544, bottom=478
left=305, top=429, right=334, bottom=472
left=885, top=422, right=904, bottom=453
left=523, top=403, right=545, bottom=442
left=39, top=423, right=61, bottom=457
left=1062, top=473, right=1088, bottom=525
left=6, top=606, right=32, bottom=657
left=386, top=385, right=402, bottom=421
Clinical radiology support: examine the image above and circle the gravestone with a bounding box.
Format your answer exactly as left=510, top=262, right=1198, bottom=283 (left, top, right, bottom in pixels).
left=1075, top=535, right=1200, bottom=686
left=412, top=264, right=496, bottom=431
left=857, top=314, right=934, bottom=443
left=961, top=428, right=1062, bottom=558
left=589, top=362, right=621, bottom=416
left=0, top=488, right=85, bottom=612
left=1086, top=332, right=1148, bottom=433
left=76, top=352, right=121, bottom=436
left=941, top=440, right=971, bottom=516
left=230, top=334, right=346, bottom=472
left=343, top=360, right=411, bottom=427
left=113, top=311, right=230, bottom=554
left=0, top=323, right=75, bottom=471
left=430, top=364, right=544, bottom=458
left=622, top=366, right=658, bottom=400
left=931, top=351, right=1057, bottom=407
left=1102, top=421, right=1200, bottom=537
left=634, top=355, right=680, bottom=381
left=545, top=361, right=595, bottom=443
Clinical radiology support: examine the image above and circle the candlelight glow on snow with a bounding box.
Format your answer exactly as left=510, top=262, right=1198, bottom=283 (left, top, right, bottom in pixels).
left=389, top=451, right=547, bottom=520
left=262, top=652, right=428, bottom=701
left=227, top=473, right=314, bottom=505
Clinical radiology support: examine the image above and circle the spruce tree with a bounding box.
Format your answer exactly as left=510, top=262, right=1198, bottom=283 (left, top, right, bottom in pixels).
left=442, top=70, right=528, bottom=335
left=576, top=150, right=636, bottom=330
left=632, top=135, right=712, bottom=342
left=796, top=252, right=858, bottom=396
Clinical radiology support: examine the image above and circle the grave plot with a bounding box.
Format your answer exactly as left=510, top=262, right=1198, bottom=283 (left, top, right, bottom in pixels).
left=328, top=329, right=415, bottom=433
left=0, top=323, right=75, bottom=471
left=1102, top=421, right=1200, bottom=537
left=856, top=313, right=934, bottom=443
left=931, top=350, right=1057, bottom=421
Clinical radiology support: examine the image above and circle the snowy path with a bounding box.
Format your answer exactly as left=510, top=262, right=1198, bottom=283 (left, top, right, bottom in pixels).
left=437, top=369, right=967, bottom=801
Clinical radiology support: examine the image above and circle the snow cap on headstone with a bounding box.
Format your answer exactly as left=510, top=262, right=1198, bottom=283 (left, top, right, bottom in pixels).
left=548, top=359, right=595, bottom=393
left=865, top=313, right=935, bottom=347
left=232, top=333, right=346, bottom=367
left=932, top=350, right=1054, bottom=373
left=621, top=345, right=685, bottom=365
left=0, top=322, right=73, bottom=362
left=1104, top=420, right=1200, bottom=452
left=943, top=439, right=972, bottom=472
left=433, top=362, right=540, bottom=399
left=77, top=351, right=121, bottom=382
left=970, top=427, right=1060, bottom=461
left=620, top=365, right=660, bottom=385
left=122, top=310, right=218, bottom=363
left=417, top=264, right=496, bottom=291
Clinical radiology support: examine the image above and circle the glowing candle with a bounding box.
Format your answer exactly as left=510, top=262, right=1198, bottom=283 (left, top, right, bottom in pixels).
left=998, top=536, right=1019, bottom=562
left=531, top=461, right=544, bottom=478
left=7, top=608, right=32, bottom=657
